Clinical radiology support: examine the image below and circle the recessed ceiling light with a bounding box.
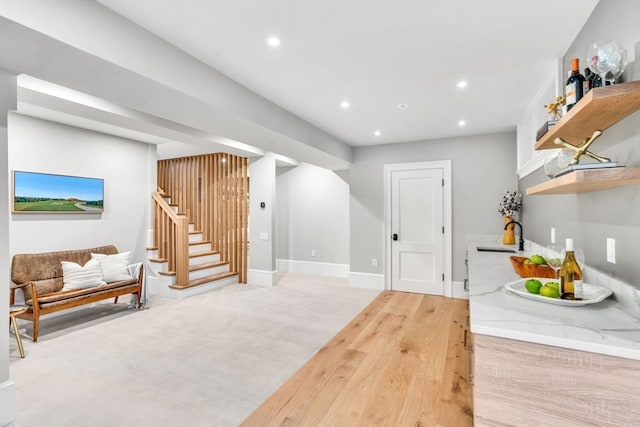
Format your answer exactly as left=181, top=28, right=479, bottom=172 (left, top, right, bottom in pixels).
left=456, top=80, right=468, bottom=89
left=266, top=36, right=281, bottom=47
left=458, top=120, right=467, bottom=126
left=340, top=100, right=350, bottom=109
left=374, top=130, right=381, bottom=136
left=397, top=103, right=408, bottom=109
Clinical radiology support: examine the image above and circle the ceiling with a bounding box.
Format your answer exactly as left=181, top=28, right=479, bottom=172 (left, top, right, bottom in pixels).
left=96, top=0, right=599, bottom=147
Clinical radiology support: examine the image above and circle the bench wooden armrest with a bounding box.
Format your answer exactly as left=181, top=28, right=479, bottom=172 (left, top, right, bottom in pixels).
left=10, top=281, right=35, bottom=305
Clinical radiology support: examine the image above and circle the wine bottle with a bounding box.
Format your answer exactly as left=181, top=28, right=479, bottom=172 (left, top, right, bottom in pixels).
left=565, top=58, right=585, bottom=111
left=559, top=238, right=583, bottom=300
left=583, top=67, right=593, bottom=95
left=591, top=73, right=611, bottom=89
left=592, top=73, right=603, bottom=88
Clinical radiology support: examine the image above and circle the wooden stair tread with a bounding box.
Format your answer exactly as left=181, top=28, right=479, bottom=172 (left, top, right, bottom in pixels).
left=159, top=260, right=228, bottom=276
left=149, top=251, right=220, bottom=268
left=159, top=270, right=175, bottom=276
left=149, top=251, right=219, bottom=263
left=189, top=250, right=220, bottom=258
left=189, top=240, right=212, bottom=246
left=168, top=271, right=238, bottom=290
left=146, top=246, right=158, bottom=251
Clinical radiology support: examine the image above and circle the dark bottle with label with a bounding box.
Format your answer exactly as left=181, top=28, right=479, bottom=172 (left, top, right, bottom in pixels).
left=565, top=58, right=585, bottom=111
left=583, top=67, right=593, bottom=94
left=592, top=74, right=611, bottom=89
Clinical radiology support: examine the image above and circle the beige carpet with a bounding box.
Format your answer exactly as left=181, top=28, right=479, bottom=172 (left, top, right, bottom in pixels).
left=9, top=274, right=380, bottom=427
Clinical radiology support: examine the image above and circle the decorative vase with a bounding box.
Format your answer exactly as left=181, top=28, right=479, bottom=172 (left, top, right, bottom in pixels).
left=503, top=216, right=515, bottom=245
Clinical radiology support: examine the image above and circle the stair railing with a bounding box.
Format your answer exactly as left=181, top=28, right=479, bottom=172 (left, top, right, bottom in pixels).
left=152, top=189, right=189, bottom=287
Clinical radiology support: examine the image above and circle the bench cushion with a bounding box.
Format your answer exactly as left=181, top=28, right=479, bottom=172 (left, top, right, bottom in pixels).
left=26, top=278, right=139, bottom=307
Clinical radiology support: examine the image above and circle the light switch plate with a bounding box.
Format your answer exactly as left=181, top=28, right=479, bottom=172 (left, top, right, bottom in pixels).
left=259, top=232, right=268, bottom=241
left=606, top=238, right=616, bottom=264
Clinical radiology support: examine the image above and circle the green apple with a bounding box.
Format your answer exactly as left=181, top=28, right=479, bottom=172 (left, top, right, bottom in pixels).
left=540, top=285, right=560, bottom=298
left=529, top=254, right=547, bottom=265
left=545, top=281, right=559, bottom=292
left=525, top=279, right=543, bottom=294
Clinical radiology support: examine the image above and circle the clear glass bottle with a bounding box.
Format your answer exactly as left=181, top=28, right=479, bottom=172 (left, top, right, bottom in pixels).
left=559, top=238, right=583, bottom=300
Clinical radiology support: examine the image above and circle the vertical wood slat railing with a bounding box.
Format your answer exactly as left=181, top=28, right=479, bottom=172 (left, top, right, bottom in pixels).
left=157, top=153, right=248, bottom=283
left=152, top=190, right=190, bottom=287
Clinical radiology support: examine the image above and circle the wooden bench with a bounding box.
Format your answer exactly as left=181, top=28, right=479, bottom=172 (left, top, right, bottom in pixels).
left=10, top=245, right=144, bottom=342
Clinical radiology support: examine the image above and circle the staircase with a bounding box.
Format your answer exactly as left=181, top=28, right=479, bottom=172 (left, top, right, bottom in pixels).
left=147, top=194, right=238, bottom=299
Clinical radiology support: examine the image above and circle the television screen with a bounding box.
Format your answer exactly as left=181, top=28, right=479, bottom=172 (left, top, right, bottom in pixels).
left=13, top=170, right=104, bottom=213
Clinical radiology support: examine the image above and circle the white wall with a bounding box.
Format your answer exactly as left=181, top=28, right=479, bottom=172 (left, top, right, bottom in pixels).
left=0, top=69, right=16, bottom=427
left=276, top=163, right=349, bottom=276
left=248, top=153, right=277, bottom=286
left=8, top=113, right=156, bottom=263
left=349, top=132, right=518, bottom=282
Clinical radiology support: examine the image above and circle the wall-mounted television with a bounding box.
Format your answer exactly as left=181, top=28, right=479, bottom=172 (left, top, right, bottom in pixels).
left=12, top=170, right=104, bottom=213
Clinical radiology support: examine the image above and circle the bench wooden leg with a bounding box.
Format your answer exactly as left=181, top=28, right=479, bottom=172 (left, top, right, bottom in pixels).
left=32, top=315, right=39, bottom=342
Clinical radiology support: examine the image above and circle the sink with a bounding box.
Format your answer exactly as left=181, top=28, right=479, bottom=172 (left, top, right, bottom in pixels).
left=476, top=246, right=516, bottom=253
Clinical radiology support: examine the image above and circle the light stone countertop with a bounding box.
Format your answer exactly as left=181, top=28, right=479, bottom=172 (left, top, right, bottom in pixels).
left=467, top=235, right=640, bottom=361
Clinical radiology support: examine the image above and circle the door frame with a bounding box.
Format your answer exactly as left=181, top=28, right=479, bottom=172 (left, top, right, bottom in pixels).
left=383, top=160, right=452, bottom=296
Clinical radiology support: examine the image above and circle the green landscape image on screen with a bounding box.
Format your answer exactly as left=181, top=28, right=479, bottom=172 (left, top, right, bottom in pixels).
left=13, top=171, right=104, bottom=212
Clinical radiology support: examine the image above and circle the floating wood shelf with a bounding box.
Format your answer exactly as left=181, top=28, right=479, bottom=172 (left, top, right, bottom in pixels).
left=535, top=80, right=640, bottom=150
left=526, top=167, right=640, bottom=195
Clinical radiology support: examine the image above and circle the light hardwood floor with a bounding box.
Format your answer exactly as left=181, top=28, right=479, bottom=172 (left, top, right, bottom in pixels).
left=242, top=291, right=473, bottom=426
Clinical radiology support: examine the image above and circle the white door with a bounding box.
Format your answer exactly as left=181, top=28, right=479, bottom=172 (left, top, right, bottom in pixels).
left=391, top=168, right=444, bottom=295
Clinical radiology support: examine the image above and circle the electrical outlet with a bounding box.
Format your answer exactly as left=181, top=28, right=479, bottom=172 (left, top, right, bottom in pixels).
left=311, top=249, right=316, bottom=257
left=606, top=238, right=616, bottom=264
left=371, top=258, right=378, bottom=267
left=550, top=227, right=556, bottom=244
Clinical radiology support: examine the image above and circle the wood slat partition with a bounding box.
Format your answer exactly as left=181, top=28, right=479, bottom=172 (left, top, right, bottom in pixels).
left=157, top=153, right=249, bottom=283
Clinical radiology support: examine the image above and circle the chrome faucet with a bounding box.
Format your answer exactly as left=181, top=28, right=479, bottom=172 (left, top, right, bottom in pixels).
left=504, top=220, right=525, bottom=252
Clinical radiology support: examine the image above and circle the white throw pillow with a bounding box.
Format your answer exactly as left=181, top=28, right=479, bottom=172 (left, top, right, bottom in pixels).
left=91, top=252, right=132, bottom=282
left=61, top=258, right=106, bottom=290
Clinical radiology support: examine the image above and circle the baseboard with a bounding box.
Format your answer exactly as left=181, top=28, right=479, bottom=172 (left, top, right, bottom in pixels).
left=276, top=259, right=349, bottom=278
left=451, top=280, right=469, bottom=299
left=247, top=269, right=278, bottom=287
left=349, top=272, right=385, bottom=290
left=0, top=380, right=16, bottom=426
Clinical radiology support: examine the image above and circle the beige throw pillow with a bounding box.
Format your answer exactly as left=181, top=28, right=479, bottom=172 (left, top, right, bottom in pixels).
left=91, top=252, right=132, bottom=282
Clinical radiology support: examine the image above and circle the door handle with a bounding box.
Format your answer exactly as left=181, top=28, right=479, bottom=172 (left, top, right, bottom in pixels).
left=392, top=233, right=398, bottom=241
